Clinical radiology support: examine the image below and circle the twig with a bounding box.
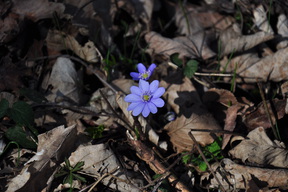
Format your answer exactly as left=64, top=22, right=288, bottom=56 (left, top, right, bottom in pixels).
left=257, top=81, right=280, bottom=140
left=126, top=131, right=193, bottom=192
left=188, top=131, right=226, bottom=192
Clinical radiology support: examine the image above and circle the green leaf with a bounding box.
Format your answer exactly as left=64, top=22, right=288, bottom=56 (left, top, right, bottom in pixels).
left=170, top=53, right=182, bottom=66
left=85, top=125, right=105, bottom=139
left=5, top=125, right=37, bottom=149
left=72, top=161, right=84, bottom=172
left=8, top=101, right=34, bottom=126
left=182, top=153, right=192, bottom=164
left=73, top=173, right=87, bottom=183
left=198, top=161, right=208, bottom=171
left=184, top=60, right=198, bottom=78
left=0, top=99, right=9, bottom=118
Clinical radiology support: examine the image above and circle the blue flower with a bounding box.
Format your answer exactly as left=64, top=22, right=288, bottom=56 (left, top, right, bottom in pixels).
left=130, top=63, right=156, bottom=81
left=124, top=79, right=165, bottom=117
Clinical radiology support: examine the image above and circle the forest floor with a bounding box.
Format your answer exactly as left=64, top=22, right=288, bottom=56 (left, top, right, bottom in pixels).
left=1, top=0, right=288, bottom=191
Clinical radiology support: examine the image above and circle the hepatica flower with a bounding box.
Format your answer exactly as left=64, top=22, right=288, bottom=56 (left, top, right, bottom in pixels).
left=130, top=63, right=156, bottom=81
left=124, top=79, right=165, bottom=117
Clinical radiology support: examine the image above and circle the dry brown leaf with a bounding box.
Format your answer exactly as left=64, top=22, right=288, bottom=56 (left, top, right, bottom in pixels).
left=243, top=99, right=286, bottom=131
left=41, top=57, right=81, bottom=104
left=219, top=24, right=274, bottom=56
left=160, top=75, right=201, bottom=117
left=68, top=144, right=142, bottom=192
left=145, top=31, right=215, bottom=60
left=201, top=158, right=288, bottom=190
left=253, top=5, right=274, bottom=34
left=175, top=4, right=234, bottom=36
left=11, top=0, right=64, bottom=22
left=229, top=127, right=288, bottom=168
left=221, top=46, right=288, bottom=82
left=6, top=125, right=78, bottom=192
left=222, top=104, right=242, bottom=149
left=46, top=30, right=101, bottom=63
left=164, top=113, right=221, bottom=153
left=276, top=13, right=288, bottom=49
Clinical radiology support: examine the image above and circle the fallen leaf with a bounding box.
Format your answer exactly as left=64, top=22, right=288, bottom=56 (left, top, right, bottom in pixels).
left=68, top=144, right=142, bottom=192
left=145, top=31, right=215, bottom=60
left=229, top=127, right=288, bottom=168
left=219, top=24, right=274, bottom=56
left=276, top=13, right=288, bottom=49
left=6, top=125, right=78, bottom=192
left=42, top=57, right=81, bottom=104
left=201, top=158, right=288, bottom=190
left=46, top=30, right=101, bottom=63
left=160, top=75, right=202, bottom=117
left=221, top=46, right=288, bottom=82
left=243, top=99, right=286, bottom=131
left=253, top=5, right=273, bottom=34
left=11, top=0, right=64, bottom=22
left=164, top=113, right=222, bottom=153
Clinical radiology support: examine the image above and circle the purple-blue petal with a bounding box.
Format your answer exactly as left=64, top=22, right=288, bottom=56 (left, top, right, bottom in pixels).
left=151, top=98, right=165, bottom=107
left=142, top=104, right=150, bottom=117
left=127, top=102, right=142, bottom=111
left=132, top=102, right=145, bottom=116
left=139, top=79, right=149, bottom=92
left=147, top=102, right=157, bottom=114
left=130, top=86, right=142, bottom=96
left=148, top=63, right=157, bottom=73
left=137, top=63, right=146, bottom=73
left=130, top=72, right=140, bottom=80
left=149, top=80, right=159, bottom=93
left=124, top=94, right=141, bottom=102
left=152, top=87, right=165, bottom=98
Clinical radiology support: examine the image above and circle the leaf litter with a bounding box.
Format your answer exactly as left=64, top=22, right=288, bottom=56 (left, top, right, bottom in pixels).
left=1, top=0, right=288, bottom=192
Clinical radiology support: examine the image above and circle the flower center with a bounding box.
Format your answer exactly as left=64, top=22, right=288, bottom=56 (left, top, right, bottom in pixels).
left=140, top=71, right=150, bottom=80
left=142, top=91, right=152, bottom=102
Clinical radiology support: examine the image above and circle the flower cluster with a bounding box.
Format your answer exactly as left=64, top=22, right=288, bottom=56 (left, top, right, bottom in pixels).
left=125, top=63, right=165, bottom=117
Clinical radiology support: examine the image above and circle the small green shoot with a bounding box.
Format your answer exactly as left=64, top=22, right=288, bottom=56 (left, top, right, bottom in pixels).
left=182, top=137, right=223, bottom=171
left=85, top=125, right=105, bottom=139
left=55, top=158, right=86, bottom=186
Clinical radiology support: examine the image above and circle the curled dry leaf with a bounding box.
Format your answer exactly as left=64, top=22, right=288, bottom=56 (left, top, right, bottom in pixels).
left=243, top=99, right=286, bottom=131
left=6, top=125, right=78, bottom=192
left=68, top=144, right=142, bottom=192
left=219, top=24, right=274, bottom=56
left=221, top=46, right=288, bottom=82
left=46, top=30, right=101, bottom=63
left=145, top=31, right=215, bottom=60
left=164, top=114, right=222, bottom=153
left=201, top=158, right=288, bottom=190
left=276, top=14, right=288, bottom=49
left=42, top=57, right=81, bottom=104
left=11, top=0, right=64, bottom=22
left=253, top=5, right=274, bottom=34
left=229, top=127, right=288, bottom=168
